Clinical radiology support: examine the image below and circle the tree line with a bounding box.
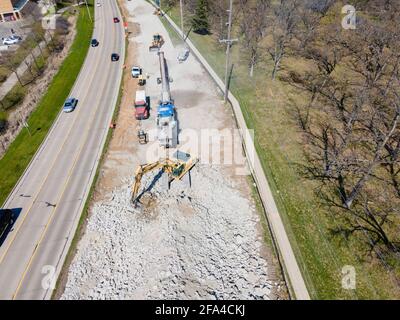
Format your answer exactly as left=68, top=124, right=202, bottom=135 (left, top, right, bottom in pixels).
left=165, top=0, right=400, bottom=258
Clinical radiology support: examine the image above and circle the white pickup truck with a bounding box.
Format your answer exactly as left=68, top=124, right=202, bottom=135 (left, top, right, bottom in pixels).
left=131, top=66, right=142, bottom=78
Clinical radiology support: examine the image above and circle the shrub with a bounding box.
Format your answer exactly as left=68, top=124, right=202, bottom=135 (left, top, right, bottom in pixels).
left=0, top=111, right=7, bottom=132
left=1, top=85, right=27, bottom=110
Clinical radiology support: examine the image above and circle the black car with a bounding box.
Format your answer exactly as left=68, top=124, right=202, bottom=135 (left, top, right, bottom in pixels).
left=91, top=39, right=99, bottom=47
left=111, top=53, right=119, bottom=61
left=0, top=209, right=13, bottom=239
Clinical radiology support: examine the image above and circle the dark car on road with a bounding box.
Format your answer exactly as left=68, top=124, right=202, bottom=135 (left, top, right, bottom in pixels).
left=91, top=39, right=99, bottom=47
left=111, top=53, right=119, bottom=61
left=0, top=209, right=13, bottom=239
left=113, top=17, right=120, bottom=23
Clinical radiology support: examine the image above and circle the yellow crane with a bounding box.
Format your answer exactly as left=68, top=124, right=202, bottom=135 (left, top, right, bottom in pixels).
left=131, top=152, right=197, bottom=205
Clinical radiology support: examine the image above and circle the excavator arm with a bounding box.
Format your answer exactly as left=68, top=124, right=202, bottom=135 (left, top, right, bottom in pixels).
left=131, top=161, right=163, bottom=204
left=131, top=154, right=198, bottom=205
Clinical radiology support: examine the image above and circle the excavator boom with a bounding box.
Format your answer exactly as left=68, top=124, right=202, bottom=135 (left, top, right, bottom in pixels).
left=131, top=153, right=197, bottom=205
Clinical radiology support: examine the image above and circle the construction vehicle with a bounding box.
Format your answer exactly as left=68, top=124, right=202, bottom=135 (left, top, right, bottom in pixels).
left=149, top=34, right=164, bottom=52
left=156, top=51, right=178, bottom=148
left=131, top=152, right=197, bottom=205
left=134, top=90, right=149, bottom=120
left=138, top=74, right=146, bottom=86
left=137, top=129, right=148, bottom=144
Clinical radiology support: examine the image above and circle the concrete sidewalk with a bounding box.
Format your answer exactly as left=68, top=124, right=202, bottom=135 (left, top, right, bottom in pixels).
left=0, top=38, right=49, bottom=101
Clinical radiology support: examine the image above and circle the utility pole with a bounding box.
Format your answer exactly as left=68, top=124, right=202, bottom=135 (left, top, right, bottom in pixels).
left=179, top=0, right=184, bottom=41
left=219, top=0, right=238, bottom=102
left=84, top=0, right=92, bottom=22
left=19, top=111, right=31, bottom=136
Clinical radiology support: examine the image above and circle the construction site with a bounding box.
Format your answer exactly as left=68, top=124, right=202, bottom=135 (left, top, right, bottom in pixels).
left=60, top=0, right=286, bottom=300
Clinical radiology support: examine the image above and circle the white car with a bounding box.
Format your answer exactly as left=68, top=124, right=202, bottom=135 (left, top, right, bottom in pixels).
left=131, top=66, right=142, bottom=78
left=2, top=35, right=22, bottom=45
left=96, top=1, right=101, bottom=6
left=177, top=48, right=190, bottom=63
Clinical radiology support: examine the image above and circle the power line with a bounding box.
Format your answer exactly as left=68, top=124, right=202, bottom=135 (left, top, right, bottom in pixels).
left=84, top=0, right=92, bottom=22
left=179, top=0, right=184, bottom=42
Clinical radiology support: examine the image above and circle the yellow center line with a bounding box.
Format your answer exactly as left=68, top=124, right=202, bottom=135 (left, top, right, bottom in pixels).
left=0, top=57, right=100, bottom=270
left=0, top=8, right=104, bottom=299
left=0, top=12, right=105, bottom=270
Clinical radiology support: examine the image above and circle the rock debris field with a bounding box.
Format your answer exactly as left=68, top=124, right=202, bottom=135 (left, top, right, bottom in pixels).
left=61, top=164, right=277, bottom=299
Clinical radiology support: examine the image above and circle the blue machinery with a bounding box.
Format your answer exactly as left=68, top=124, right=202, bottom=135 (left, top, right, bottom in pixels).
left=156, top=51, right=178, bottom=148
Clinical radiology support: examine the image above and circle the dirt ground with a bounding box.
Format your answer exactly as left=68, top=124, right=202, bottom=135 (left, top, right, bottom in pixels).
left=93, top=19, right=140, bottom=198
left=61, top=0, right=287, bottom=300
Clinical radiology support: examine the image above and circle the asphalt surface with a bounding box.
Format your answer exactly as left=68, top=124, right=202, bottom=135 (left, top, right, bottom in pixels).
left=0, top=0, right=124, bottom=300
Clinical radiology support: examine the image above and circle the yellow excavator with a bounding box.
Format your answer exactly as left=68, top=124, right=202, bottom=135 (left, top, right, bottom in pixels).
left=149, top=34, right=164, bottom=52
left=131, top=152, right=197, bottom=205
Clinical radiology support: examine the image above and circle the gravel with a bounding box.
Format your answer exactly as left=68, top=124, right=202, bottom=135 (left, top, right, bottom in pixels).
left=61, top=164, right=275, bottom=300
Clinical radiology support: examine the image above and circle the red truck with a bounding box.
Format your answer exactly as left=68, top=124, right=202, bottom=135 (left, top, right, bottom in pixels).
left=135, top=90, right=149, bottom=120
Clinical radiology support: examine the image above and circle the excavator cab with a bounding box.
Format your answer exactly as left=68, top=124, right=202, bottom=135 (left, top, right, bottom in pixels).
left=138, top=74, right=146, bottom=86
left=137, top=129, right=147, bottom=144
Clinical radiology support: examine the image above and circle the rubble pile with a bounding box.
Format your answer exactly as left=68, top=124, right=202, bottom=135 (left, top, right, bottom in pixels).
left=62, top=165, right=276, bottom=299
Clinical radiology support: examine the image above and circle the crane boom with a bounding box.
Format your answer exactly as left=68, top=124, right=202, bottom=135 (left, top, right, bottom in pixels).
left=156, top=51, right=178, bottom=148
left=158, top=51, right=171, bottom=104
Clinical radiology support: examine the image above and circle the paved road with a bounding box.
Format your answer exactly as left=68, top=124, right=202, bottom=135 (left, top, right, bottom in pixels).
left=0, top=0, right=124, bottom=300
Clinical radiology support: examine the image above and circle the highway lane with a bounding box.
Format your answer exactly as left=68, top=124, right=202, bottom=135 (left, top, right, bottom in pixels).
left=0, top=0, right=125, bottom=299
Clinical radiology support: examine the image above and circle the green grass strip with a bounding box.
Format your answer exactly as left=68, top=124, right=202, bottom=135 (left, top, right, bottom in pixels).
left=0, top=1, right=94, bottom=205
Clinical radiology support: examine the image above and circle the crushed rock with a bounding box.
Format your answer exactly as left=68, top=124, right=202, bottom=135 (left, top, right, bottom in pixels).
left=61, top=164, right=275, bottom=300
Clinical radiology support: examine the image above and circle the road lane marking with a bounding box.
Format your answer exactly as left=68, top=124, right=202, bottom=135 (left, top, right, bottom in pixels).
left=12, top=2, right=124, bottom=299
left=0, top=4, right=107, bottom=286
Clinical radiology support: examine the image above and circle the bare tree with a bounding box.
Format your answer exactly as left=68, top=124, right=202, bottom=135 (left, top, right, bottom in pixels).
left=285, top=9, right=400, bottom=252
left=296, top=0, right=334, bottom=48
left=238, top=0, right=269, bottom=77
left=208, top=0, right=228, bottom=40
left=266, top=0, right=299, bottom=80
left=3, top=54, right=23, bottom=86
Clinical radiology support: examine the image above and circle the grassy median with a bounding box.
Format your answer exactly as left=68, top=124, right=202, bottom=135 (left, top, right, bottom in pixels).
left=0, top=2, right=94, bottom=206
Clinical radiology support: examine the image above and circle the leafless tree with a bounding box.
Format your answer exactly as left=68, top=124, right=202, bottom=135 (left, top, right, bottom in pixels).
left=285, top=11, right=400, bottom=253
left=207, top=0, right=228, bottom=40
left=3, top=54, right=23, bottom=86
left=238, top=0, right=269, bottom=77
left=266, top=0, right=299, bottom=80
left=296, top=0, right=334, bottom=48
